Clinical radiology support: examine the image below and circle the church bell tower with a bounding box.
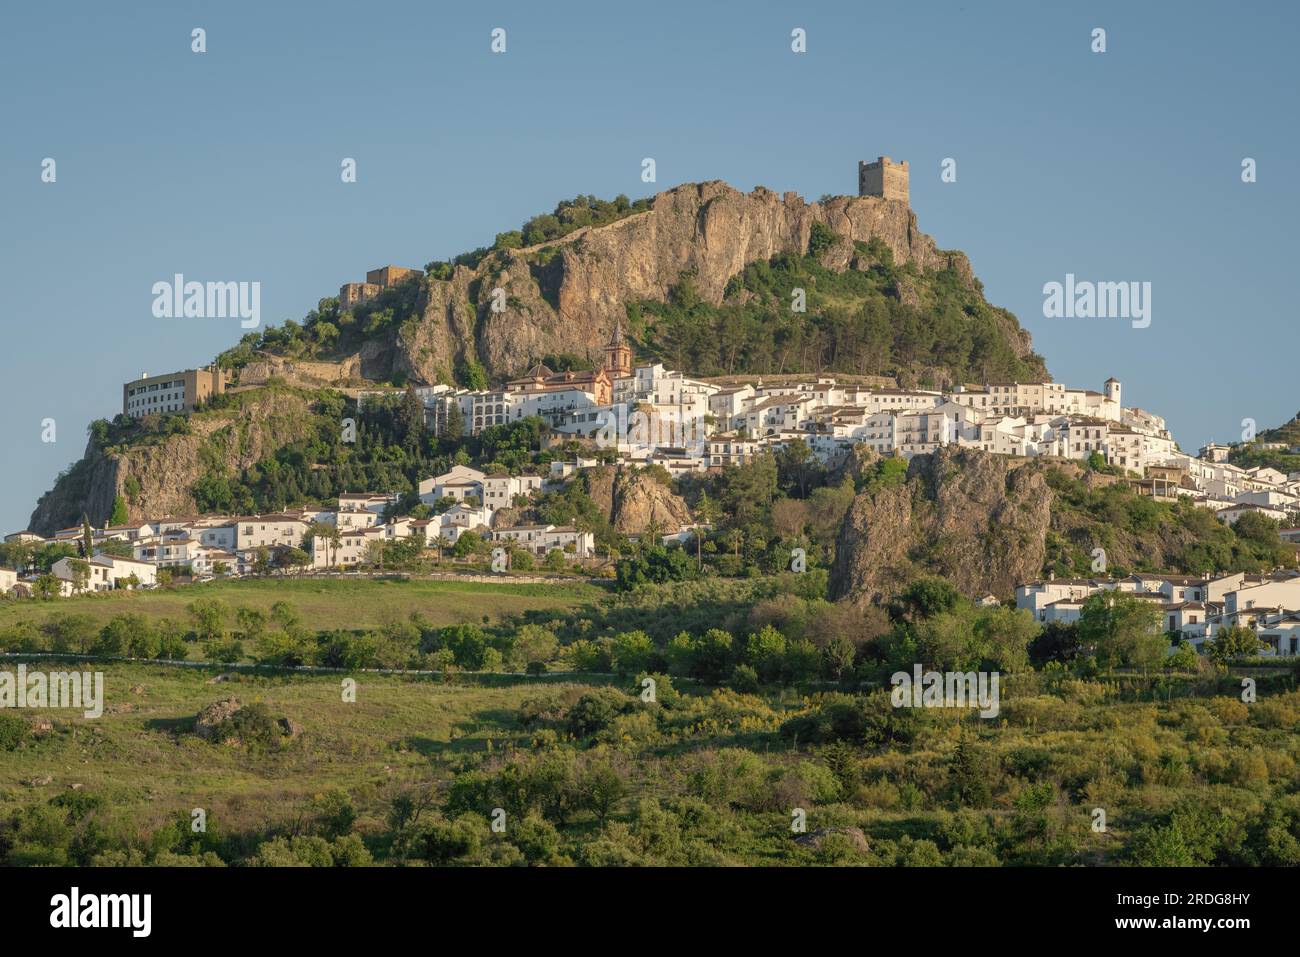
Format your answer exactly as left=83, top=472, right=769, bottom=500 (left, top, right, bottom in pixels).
left=604, top=318, right=633, bottom=376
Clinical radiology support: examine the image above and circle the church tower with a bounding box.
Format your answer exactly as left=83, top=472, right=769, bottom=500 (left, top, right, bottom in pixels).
left=604, top=318, right=633, bottom=377
left=1104, top=377, right=1121, bottom=407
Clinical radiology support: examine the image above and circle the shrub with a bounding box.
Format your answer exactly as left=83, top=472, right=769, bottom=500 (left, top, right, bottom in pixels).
left=0, top=713, right=31, bottom=751
left=567, top=688, right=635, bottom=738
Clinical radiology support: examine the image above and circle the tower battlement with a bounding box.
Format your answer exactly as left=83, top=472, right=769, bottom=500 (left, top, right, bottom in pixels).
left=858, top=156, right=909, bottom=204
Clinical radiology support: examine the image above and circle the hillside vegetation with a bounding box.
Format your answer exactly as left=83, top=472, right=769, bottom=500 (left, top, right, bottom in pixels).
left=3, top=658, right=1299, bottom=867
left=634, top=227, right=1044, bottom=387
left=1230, top=411, right=1300, bottom=474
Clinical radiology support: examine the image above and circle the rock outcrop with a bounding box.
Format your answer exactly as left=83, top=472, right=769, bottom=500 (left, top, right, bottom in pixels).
left=830, top=448, right=1053, bottom=604
left=28, top=389, right=319, bottom=535
left=193, top=698, right=243, bottom=741
left=795, top=826, right=871, bottom=854
left=585, top=465, right=693, bottom=535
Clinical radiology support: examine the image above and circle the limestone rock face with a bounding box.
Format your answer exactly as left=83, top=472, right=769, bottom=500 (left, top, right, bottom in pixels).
left=830, top=448, right=1052, bottom=604
left=27, top=390, right=318, bottom=535
left=361, top=180, right=1016, bottom=384
left=392, top=265, right=478, bottom=385
left=585, top=465, right=693, bottom=535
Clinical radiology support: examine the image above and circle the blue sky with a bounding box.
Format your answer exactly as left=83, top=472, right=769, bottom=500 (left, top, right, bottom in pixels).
left=2, top=0, right=1295, bottom=533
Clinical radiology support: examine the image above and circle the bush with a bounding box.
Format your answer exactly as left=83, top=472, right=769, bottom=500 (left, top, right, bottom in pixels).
left=418, top=815, right=485, bottom=864
left=207, top=702, right=284, bottom=750
left=0, top=713, right=30, bottom=751
left=567, top=688, right=636, bottom=738
left=729, top=664, right=760, bottom=694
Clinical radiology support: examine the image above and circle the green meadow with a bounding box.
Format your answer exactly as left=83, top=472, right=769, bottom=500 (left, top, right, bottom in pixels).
left=0, top=576, right=603, bottom=634
left=3, top=656, right=1300, bottom=867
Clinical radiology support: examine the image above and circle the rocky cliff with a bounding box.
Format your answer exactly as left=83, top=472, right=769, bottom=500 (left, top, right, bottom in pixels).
left=830, top=448, right=1053, bottom=604
left=585, top=465, right=693, bottom=535
left=347, top=180, right=1033, bottom=384
left=827, top=448, right=1250, bottom=606
left=28, top=389, right=318, bottom=535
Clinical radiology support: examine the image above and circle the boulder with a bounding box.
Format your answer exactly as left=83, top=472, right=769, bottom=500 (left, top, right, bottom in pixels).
left=194, top=697, right=242, bottom=740
left=795, top=826, right=870, bottom=854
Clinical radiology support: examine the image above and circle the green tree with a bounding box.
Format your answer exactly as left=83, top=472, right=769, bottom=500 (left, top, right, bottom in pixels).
left=398, top=385, right=426, bottom=449
left=442, top=404, right=465, bottom=443
left=745, top=625, right=787, bottom=683
left=66, top=559, right=91, bottom=594
left=610, top=630, right=655, bottom=676
left=33, top=574, right=62, bottom=600
left=973, top=605, right=1039, bottom=672
left=949, top=734, right=992, bottom=808
left=1077, top=592, right=1165, bottom=671
left=187, top=597, right=230, bottom=641
left=108, top=496, right=129, bottom=526
left=461, top=359, right=488, bottom=391
left=1209, top=625, right=1261, bottom=664
left=80, top=517, right=94, bottom=559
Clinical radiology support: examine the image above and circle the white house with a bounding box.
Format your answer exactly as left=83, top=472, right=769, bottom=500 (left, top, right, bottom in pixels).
left=436, top=504, right=492, bottom=543
left=309, top=526, right=386, bottom=568
left=337, top=493, right=395, bottom=515
left=1224, top=577, right=1300, bottom=615
left=1257, top=613, right=1300, bottom=657
left=1216, top=503, right=1287, bottom=526
left=190, top=546, right=238, bottom=577
left=418, top=465, right=486, bottom=505
left=493, top=524, right=594, bottom=558
left=50, top=553, right=113, bottom=590
left=1015, top=578, right=1113, bottom=622
left=235, top=514, right=311, bottom=551
left=189, top=521, right=237, bottom=551
left=481, top=474, right=544, bottom=512
left=95, top=553, right=158, bottom=588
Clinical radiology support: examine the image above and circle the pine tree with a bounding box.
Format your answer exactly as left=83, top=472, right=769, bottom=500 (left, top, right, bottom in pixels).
left=950, top=732, right=991, bottom=808
left=109, top=495, right=129, bottom=526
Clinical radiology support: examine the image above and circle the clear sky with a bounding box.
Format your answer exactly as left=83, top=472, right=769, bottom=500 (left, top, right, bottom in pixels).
left=2, top=0, right=1296, bottom=533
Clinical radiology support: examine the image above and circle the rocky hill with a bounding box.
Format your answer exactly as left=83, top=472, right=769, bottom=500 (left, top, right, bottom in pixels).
left=828, top=447, right=1290, bottom=604
left=229, top=180, right=1044, bottom=389
left=28, top=388, right=324, bottom=534
left=1228, top=412, right=1300, bottom=474
left=30, top=178, right=1047, bottom=535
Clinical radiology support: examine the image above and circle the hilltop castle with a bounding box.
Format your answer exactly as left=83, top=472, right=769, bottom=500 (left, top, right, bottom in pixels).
left=858, top=156, right=909, bottom=204
left=339, top=265, right=422, bottom=311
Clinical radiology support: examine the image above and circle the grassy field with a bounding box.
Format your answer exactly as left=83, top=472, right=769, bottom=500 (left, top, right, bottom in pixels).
left=0, top=661, right=619, bottom=841
left=0, top=577, right=605, bottom=633
left=4, top=655, right=1300, bottom=866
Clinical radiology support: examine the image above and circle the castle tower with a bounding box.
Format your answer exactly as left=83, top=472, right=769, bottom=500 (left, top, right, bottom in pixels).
left=1104, top=377, right=1121, bottom=407
left=858, top=156, right=909, bottom=204
left=604, top=318, right=633, bottom=377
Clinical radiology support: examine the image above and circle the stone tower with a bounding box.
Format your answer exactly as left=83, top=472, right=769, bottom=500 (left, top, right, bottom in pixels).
left=858, top=156, right=909, bottom=204
left=1104, top=377, right=1121, bottom=407
left=604, top=318, right=633, bottom=377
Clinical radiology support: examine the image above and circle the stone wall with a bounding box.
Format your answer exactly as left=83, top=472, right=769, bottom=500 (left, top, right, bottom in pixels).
left=237, top=353, right=361, bottom=389
left=339, top=282, right=383, bottom=311
left=366, top=266, right=421, bottom=287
